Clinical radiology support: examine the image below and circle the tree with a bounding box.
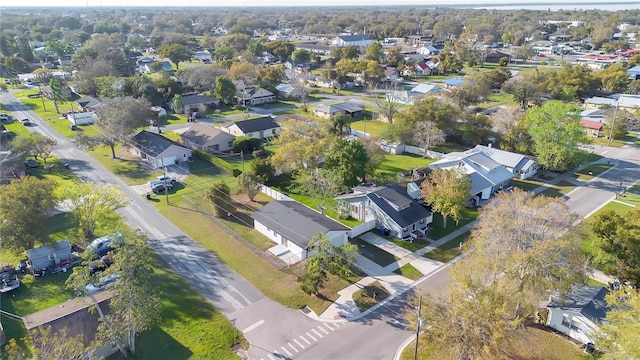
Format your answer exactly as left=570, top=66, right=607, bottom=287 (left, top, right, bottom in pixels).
left=157, top=43, right=191, bottom=70
left=597, top=289, right=640, bottom=359
left=591, top=208, right=640, bottom=288
left=176, top=66, right=225, bottom=94
left=63, top=182, right=128, bottom=239
left=237, top=172, right=262, bottom=201
left=358, top=137, right=385, bottom=183
left=45, top=40, right=73, bottom=58
left=264, top=41, right=295, bottom=62
left=232, top=136, right=262, bottom=153
left=374, top=85, right=402, bottom=124
left=419, top=168, right=472, bottom=228
left=94, top=96, right=154, bottom=159
left=502, top=75, right=542, bottom=110
left=487, top=67, right=512, bottom=89
left=413, top=120, right=446, bottom=156
left=205, top=182, right=232, bottom=217
left=172, top=94, right=183, bottom=114
left=595, top=63, right=630, bottom=93
left=48, top=78, right=67, bottom=114
left=228, top=61, right=258, bottom=84
left=258, top=65, right=284, bottom=86
left=289, top=70, right=311, bottom=111
left=250, top=157, right=275, bottom=183
left=9, top=132, right=57, bottom=167
left=298, top=233, right=358, bottom=295
left=213, top=76, right=237, bottom=105
left=331, top=114, right=351, bottom=136
left=524, top=101, right=589, bottom=171
left=270, top=118, right=336, bottom=173
left=543, top=64, right=598, bottom=101
left=324, top=139, right=369, bottom=188
left=0, top=177, right=57, bottom=251
left=292, top=48, right=311, bottom=64
left=365, top=42, right=383, bottom=62
left=30, top=326, right=88, bottom=360
left=291, top=168, right=345, bottom=215
left=340, top=45, right=360, bottom=60
left=388, top=97, right=459, bottom=143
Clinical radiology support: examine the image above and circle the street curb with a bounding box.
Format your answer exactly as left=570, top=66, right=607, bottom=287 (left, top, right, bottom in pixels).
left=393, top=334, right=416, bottom=360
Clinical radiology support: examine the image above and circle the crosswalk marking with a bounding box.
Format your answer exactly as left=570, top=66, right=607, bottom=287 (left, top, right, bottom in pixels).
left=288, top=342, right=298, bottom=353
left=323, top=323, right=335, bottom=331
left=294, top=338, right=305, bottom=349
left=318, top=326, right=329, bottom=335
left=306, top=331, right=317, bottom=341
left=267, top=354, right=277, bottom=360
left=312, top=328, right=323, bottom=338
left=281, top=346, right=292, bottom=356
left=300, top=335, right=311, bottom=345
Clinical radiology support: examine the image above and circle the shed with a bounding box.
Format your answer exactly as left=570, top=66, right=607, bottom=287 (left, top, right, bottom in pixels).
left=67, top=112, right=96, bottom=126
left=27, top=240, right=72, bottom=271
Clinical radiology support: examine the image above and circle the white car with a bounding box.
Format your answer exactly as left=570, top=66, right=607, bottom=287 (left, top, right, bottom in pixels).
left=85, top=273, right=120, bottom=294
left=155, top=175, right=177, bottom=184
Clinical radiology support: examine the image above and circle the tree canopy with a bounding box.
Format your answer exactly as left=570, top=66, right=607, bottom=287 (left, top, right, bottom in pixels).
left=323, top=139, right=369, bottom=188
left=419, top=167, right=472, bottom=228
left=213, top=76, right=237, bottom=105
left=269, top=118, right=336, bottom=174
left=63, top=182, right=128, bottom=239
left=298, top=233, right=357, bottom=295
left=157, top=43, right=192, bottom=70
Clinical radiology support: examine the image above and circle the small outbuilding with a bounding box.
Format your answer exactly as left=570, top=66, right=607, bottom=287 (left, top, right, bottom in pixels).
left=27, top=240, right=72, bottom=272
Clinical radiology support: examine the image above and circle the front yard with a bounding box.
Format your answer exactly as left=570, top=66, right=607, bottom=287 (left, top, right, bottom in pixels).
left=423, top=233, right=468, bottom=263
left=350, top=238, right=399, bottom=267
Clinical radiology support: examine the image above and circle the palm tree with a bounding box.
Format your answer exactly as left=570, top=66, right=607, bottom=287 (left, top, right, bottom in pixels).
left=332, top=114, right=352, bottom=136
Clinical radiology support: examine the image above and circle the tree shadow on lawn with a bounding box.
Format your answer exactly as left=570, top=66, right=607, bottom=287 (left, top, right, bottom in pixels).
left=109, top=326, right=193, bottom=360
left=109, top=158, right=155, bottom=183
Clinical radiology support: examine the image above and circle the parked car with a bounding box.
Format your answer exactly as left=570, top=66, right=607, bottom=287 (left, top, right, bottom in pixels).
left=150, top=182, right=173, bottom=194
left=21, top=118, right=30, bottom=126
left=155, top=175, right=177, bottom=184
left=0, top=113, right=11, bottom=122
left=85, top=273, right=120, bottom=293
left=3, top=79, right=11, bottom=84
left=192, top=111, right=201, bottom=118
left=25, top=159, right=37, bottom=168
left=86, top=233, right=124, bottom=256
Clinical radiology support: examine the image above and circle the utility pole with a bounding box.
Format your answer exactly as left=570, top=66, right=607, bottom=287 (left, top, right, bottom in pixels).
left=607, top=102, right=619, bottom=147
left=241, top=150, right=244, bottom=173
left=414, top=296, right=422, bottom=360
left=160, top=156, right=169, bottom=205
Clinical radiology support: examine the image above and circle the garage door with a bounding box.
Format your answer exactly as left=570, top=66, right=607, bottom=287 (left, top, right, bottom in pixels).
left=155, top=156, right=176, bottom=168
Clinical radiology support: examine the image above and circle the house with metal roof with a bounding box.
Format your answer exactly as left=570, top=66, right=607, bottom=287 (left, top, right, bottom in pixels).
left=221, top=116, right=280, bottom=139
left=337, top=185, right=432, bottom=240
left=545, top=285, right=609, bottom=345
left=313, top=102, right=364, bottom=119
left=252, top=200, right=350, bottom=264
left=469, top=145, right=538, bottom=180
left=129, top=130, right=192, bottom=168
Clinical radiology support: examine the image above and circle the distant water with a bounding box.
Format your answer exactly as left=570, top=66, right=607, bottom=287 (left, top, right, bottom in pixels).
left=469, top=2, right=640, bottom=11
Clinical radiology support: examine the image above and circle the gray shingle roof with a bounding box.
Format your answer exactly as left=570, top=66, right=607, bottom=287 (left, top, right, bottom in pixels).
left=181, top=94, right=215, bottom=107
left=180, top=123, right=234, bottom=147
left=337, top=35, right=371, bottom=42
left=231, top=116, right=280, bottom=133
left=548, top=286, right=609, bottom=324
left=252, top=201, right=350, bottom=248
left=366, top=187, right=431, bottom=228
left=131, top=130, right=187, bottom=157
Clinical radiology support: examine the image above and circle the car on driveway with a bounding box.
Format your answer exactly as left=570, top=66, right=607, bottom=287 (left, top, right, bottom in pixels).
left=21, top=118, right=31, bottom=126
left=155, top=175, right=177, bottom=185
left=86, top=233, right=124, bottom=256
left=25, top=159, right=37, bottom=168
left=85, top=273, right=120, bottom=293
left=150, top=182, right=173, bottom=194
left=0, top=114, right=11, bottom=122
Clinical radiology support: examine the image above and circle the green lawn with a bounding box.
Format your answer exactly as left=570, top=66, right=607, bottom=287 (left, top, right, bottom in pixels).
left=573, top=163, right=613, bottom=181
left=352, top=281, right=390, bottom=312
left=349, top=119, right=387, bottom=138
left=477, top=91, right=518, bottom=108
left=628, top=183, right=640, bottom=196
left=424, top=233, right=469, bottom=263
left=427, top=208, right=479, bottom=240
left=511, top=178, right=545, bottom=192
left=23, top=156, right=80, bottom=198
left=539, top=180, right=576, bottom=198
left=430, top=142, right=469, bottom=154
left=350, top=238, right=399, bottom=267
left=376, top=153, right=432, bottom=181
left=3, top=119, right=31, bottom=138
left=393, top=263, right=423, bottom=280
left=614, top=193, right=640, bottom=208
left=89, top=145, right=160, bottom=186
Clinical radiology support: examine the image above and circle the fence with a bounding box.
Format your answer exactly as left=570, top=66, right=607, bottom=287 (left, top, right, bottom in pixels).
left=403, top=145, right=425, bottom=156
left=349, top=129, right=371, bottom=138
left=260, top=184, right=293, bottom=201
left=349, top=220, right=376, bottom=238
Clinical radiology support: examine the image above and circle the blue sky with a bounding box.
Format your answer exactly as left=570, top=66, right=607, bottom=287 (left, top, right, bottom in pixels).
left=8, top=0, right=640, bottom=8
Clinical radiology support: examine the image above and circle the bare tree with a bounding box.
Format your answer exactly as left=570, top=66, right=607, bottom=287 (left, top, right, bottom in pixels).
left=413, top=120, right=446, bottom=157
left=288, top=69, right=311, bottom=111
left=373, top=84, right=402, bottom=124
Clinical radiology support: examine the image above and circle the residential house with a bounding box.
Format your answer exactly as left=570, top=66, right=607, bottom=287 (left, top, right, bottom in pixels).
left=275, top=83, right=294, bottom=98
left=192, top=50, right=212, bottom=62
left=180, top=123, right=236, bottom=153
left=483, top=50, right=511, bottom=63
left=179, top=94, right=219, bottom=114
left=416, top=45, right=440, bottom=56
left=313, top=102, right=364, bottom=119
left=23, top=291, right=125, bottom=360
left=384, top=67, right=401, bottom=82
left=584, top=94, right=640, bottom=111
left=235, top=87, right=276, bottom=106
left=58, top=55, right=73, bottom=67
left=581, top=119, right=604, bottom=137
left=386, top=90, right=418, bottom=105
left=252, top=200, right=351, bottom=264
left=583, top=96, right=617, bottom=109
left=337, top=185, right=432, bottom=240
left=468, top=145, right=538, bottom=180
left=545, top=286, right=608, bottom=345
left=414, top=62, right=433, bottom=76
left=415, top=151, right=514, bottom=202
left=129, top=130, right=192, bottom=168
left=580, top=108, right=609, bottom=123
left=27, top=240, right=73, bottom=272
left=76, top=96, right=102, bottom=112
left=410, top=83, right=446, bottom=97
left=626, top=64, right=640, bottom=80
left=332, top=34, right=373, bottom=48
left=221, top=116, right=280, bottom=139
left=443, top=77, right=464, bottom=89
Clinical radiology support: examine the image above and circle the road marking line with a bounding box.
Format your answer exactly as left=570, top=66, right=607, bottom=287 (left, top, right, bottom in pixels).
left=323, top=323, right=335, bottom=331
left=300, top=335, right=311, bottom=345
left=281, top=346, right=292, bottom=356
left=306, top=331, right=317, bottom=341
left=294, top=338, right=305, bottom=349
left=312, top=329, right=323, bottom=338
left=242, top=320, right=265, bottom=334
left=268, top=355, right=277, bottom=360
left=318, top=326, right=329, bottom=334
left=288, top=342, right=298, bottom=352
left=333, top=322, right=341, bottom=327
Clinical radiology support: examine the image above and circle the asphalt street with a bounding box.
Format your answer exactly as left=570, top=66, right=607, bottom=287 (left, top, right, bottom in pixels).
left=3, top=88, right=640, bottom=359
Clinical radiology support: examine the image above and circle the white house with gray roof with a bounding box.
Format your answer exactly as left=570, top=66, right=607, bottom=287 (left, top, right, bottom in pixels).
left=469, top=145, right=538, bottom=180
left=332, top=34, right=373, bottom=48
left=252, top=200, right=350, bottom=264
left=545, top=285, right=609, bottom=345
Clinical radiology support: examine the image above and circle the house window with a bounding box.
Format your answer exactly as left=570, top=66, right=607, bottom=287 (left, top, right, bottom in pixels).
left=561, top=315, right=571, bottom=328
left=570, top=320, right=580, bottom=331
left=259, top=131, right=264, bottom=138
left=228, top=142, right=233, bottom=148
left=419, top=219, right=425, bottom=224
left=351, top=205, right=359, bottom=214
